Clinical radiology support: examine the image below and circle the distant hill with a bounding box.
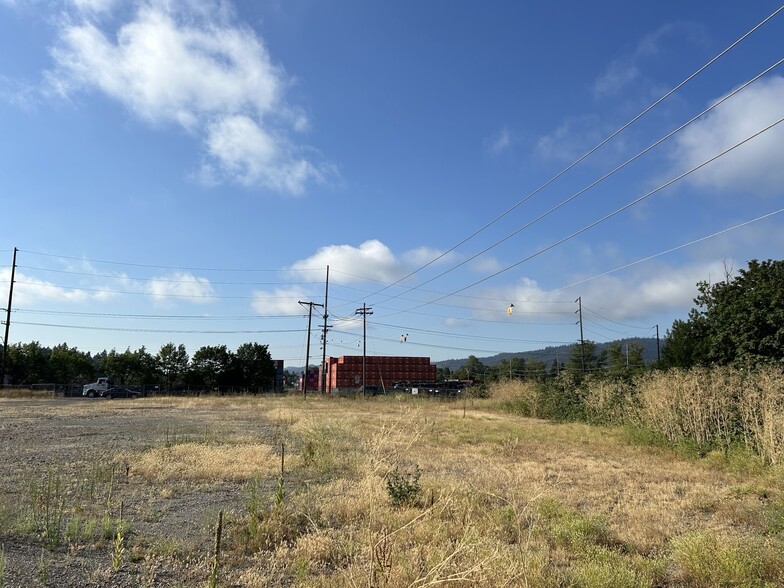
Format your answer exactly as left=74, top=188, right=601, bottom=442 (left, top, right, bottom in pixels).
left=435, top=337, right=660, bottom=370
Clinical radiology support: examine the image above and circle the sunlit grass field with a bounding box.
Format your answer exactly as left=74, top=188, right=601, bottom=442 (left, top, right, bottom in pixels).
left=1, top=388, right=783, bottom=586
left=172, top=392, right=784, bottom=586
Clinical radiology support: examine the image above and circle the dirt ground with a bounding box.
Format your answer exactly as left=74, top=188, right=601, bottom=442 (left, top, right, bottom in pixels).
left=0, top=396, right=282, bottom=587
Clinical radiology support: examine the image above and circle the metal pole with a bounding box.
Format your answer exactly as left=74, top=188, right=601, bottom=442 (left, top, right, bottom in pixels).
left=1, top=247, right=18, bottom=387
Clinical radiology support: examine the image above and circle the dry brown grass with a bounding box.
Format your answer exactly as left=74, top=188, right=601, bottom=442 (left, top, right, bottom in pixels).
left=132, top=441, right=280, bottom=482
left=4, top=392, right=782, bottom=586
left=211, top=394, right=784, bottom=586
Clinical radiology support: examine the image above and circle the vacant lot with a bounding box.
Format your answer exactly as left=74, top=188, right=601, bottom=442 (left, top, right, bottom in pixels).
left=0, top=394, right=782, bottom=587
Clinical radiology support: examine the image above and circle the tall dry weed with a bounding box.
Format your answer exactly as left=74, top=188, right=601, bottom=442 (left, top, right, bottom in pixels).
left=582, top=376, right=636, bottom=424
left=738, top=366, right=784, bottom=464
left=633, top=367, right=741, bottom=450
left=489, top=380, right=541, bottom=417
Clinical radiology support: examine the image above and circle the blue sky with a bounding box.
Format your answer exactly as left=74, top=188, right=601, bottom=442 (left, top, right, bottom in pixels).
left=1, top=0, right=783, bottom=367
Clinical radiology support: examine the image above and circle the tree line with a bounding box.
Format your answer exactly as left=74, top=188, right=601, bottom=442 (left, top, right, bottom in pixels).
left=3, top=341, right=278, bottom=392
left=441, top=339, right=647, bottom=384
left=4, top=259, right=781, bottom=392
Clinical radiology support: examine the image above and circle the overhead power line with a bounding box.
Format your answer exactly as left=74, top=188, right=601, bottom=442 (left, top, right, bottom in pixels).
left=385, top=115, right=784, bottom=317
left=354, top=3, right=784, bottom=303
left=367, top=57, right=784, bottom=308
left=547, top=207, right=784, bottom=294
left=11, top=308, right=305, bottom=320
left=12, top=321, right=308, bottom=335
left=16, top=265, right=323, bottom=287
left=19, top=249, right=323, bottom=274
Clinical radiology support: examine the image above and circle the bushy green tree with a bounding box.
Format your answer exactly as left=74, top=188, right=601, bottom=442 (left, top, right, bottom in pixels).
left=566, top=341, right=606, bottom=374
left=233, top=342, right=274, bottom=391
left=190, top=345, right=233, bottom=390
left=156, top=343, right=189, bottom=391
left=662, top=259, right=784, bottom=367
left=455, top=355, right=486, bottom=381
left=607, top=341, right=645, bottom=374
left=49, top=344, right=94, bottom=384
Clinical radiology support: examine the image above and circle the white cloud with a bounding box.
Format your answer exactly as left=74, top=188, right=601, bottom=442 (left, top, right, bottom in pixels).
left=69, top=0, right=117, bottom=15
left=486, top=126, right=512, bottom=153
left=0, top=268, right=109, bottom=304
left=251, top=285, right=310, bottom=316
left=535, top=114, right=608, bottom=163
left=556, top=260, right=730, bottom=320
left=203, top=115, right=324, bottom=194
left=290, top=240, right=406, bottom=284
left=592, top=22, right=706, bottom=99
left=46, top=0, right=328, bottom=194
left=670, top=76, right=784, bottom=195
left=146, top=271, right=214, bottom=303
left=402, top=246, right=456, bottom=267
left=469, top=255, right=503, bottom=274
left=592, top=61, right=639, bottom=99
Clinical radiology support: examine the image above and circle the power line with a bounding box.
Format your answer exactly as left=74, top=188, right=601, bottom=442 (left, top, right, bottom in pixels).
left=366, top=57, right=784, bottom=307
left=11, top=321, right=308, bottom=335
left=351, top=4, right=784, bottom=303
left=547, top=207, right=784, bottom=294
left=11, top=281, right=314, bottom=300
left=385, top=115, right=784, bottom=317
left=16, top=265, right=323, bottom=287
left=19, top=249, right=323, bottom=274
left=11, top=308, right=305, bottom=320
left=583, top=307, right=654, bottom=331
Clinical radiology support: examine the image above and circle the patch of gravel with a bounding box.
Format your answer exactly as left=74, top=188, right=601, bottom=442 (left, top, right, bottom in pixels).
left=0, top=397, right=283, bottom=587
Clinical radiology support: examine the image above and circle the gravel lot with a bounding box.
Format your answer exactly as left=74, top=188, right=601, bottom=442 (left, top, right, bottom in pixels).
left=0, top=396, right=282, bottom=587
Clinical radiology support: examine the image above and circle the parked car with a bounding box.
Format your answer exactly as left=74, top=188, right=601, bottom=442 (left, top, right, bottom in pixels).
left=99, top=387, right=144, bottom=400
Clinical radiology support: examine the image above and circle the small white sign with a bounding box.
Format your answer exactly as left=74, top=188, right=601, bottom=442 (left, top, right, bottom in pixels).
left=411, top=388, right=419, bottom=395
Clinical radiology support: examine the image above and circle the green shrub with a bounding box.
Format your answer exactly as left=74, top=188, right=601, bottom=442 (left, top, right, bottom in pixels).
left=386, top=465, right=421, bottom=507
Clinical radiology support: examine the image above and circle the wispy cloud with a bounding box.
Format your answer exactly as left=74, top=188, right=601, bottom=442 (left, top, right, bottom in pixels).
left=0, top=268, right=112, bottom=304
left=535, top=114, right=609, bottom=163
left=45, top=0, right=330, bottom=194
left=146, top=272, right=215, bottom=304
left=402, top=246, right=457, bottom=267
left=251, top=285, right=310, bottom=316
left=592, top=22, right=706, bottom=99
left=486, top=126, right=513, bottom=153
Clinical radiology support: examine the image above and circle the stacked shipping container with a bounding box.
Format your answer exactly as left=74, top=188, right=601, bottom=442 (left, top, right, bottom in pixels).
left=323, top=355, right=437, bottom=392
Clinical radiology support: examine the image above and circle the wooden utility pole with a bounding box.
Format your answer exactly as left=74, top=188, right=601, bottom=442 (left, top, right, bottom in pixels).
left=299, top=300, right=324, bottom=397
left=320, top=266, right=330, bottom=394
left=655, top=324, right=661, bottom=362
left=1, top=247, right=17, bottom=387
left=354, top=304, right=373, bottom=395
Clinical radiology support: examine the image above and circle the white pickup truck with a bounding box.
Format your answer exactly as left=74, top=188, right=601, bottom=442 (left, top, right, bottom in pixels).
left=83, top=377, right=112, bottom=398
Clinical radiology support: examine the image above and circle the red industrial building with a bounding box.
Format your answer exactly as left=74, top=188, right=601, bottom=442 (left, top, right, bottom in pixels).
left=323, top=355, right=437, bottom=392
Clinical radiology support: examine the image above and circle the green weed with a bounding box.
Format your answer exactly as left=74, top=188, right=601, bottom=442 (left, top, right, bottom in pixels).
left=386, top=464, right=421, bottom=508
left=29, top=470, right=66, bottom=548
left=670, top=530, right=784, bottom=587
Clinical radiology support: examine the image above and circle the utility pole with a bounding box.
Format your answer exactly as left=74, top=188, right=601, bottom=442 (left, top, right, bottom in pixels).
left=320, top=266, right=330, bottom=394
left=575, top=296, right=585, bottom=373
left=655, top=324, right=660, bottom=363
left=354, top=304, right=373, bottom=395
left=1, top=247, right=17, bottom=388
left=298, top=300, right=324, bottom=398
